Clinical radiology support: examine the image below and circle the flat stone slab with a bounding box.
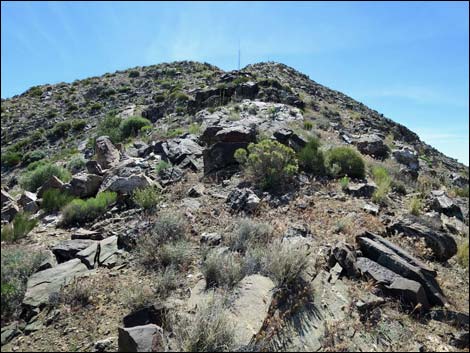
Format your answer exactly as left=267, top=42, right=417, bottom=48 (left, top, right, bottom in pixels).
left=23, top=259, right=89, bottom=311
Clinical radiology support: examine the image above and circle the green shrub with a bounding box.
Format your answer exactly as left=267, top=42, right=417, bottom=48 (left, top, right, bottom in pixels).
left=28, top=86, right=43, bottom=97
left=172, top=294, right=235, bottom=352
left=202, top=251, right=245, bottom=289
left=156, top=160, right=170, bottom=173
left=188, top=123, right=201, bottom=135
left=326, top=146, right=365, bottom=179
left=453, top=187, right=469, bottom=198
left=26, top=159, right=48, bottom=171
left=1, top=248, right=46, bottom=324
left=235, top=139, right=299, bottom=190
left=89, top=102, right=103, bottom=111
left=71, top=119, right=87, bottom=131
left=228, top=219, right=273, bottom=253
left=456, top=241, right=469, bottom=268
left=298, top=137, right=326, bottom=175
left=409, top=196, right=423, bottom=216
left=42, top=189, right=75, bottom=213
left=20, top=163, right=71, bottom=192
left=1, top=213, right=38, bottom=243
left=1, top=150, right=22, bottom=168
left=391, top=180, right=407, bottom=195
left=371, top=166, right=391, bottom=204
left=153, top=267, right=182, bottom=299
left=340, top=176, right=350, bottom=190
left=120, top=116, right=152, bottom=138
left=22, top=150, right=46, bottom=166
left=95, top=114, right=123, bottom=144
left=132, top=186, right=161, bottom=211
left=61, top=191, right=117, bottom=226
left=303, top=121, right=314, bottom=131
left=66, top=155, right=86, bottom=173
left=128, top=70, right=140, bottom=78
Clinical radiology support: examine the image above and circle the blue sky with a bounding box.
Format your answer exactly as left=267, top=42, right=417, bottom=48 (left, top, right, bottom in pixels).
left=1, top=1, right=469, bottom=164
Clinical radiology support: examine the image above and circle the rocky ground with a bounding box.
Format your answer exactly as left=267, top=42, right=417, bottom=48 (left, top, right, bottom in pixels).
left=1, top=61, right=469, bottom=352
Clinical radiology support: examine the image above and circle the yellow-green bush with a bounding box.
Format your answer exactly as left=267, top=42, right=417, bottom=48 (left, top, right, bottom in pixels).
left=1, top=213, right=38, bottom=243
left=61, top=192, right=117, bottom=226
left=371, top=166, right=392, bottom=204
left=326, top=146, right=365, bottom=179
left=235, top=139, right=298, bottom=190
left=20, top=162, right=71, bottom=192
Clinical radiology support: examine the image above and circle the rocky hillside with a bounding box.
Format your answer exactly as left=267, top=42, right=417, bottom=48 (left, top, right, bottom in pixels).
left=1, top=61, right=469, bottom=352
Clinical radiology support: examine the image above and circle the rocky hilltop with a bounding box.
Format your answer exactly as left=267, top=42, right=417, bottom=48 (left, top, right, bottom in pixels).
left=1, top=61, right=469, bottom=352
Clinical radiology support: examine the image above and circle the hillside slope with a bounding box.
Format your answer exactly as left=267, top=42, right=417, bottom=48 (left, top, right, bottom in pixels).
left=1, top=61, right=468, bottom=352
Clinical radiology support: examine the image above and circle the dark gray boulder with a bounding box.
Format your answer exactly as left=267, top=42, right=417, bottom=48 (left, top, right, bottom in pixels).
left=386, top=215, right=457, bottom=261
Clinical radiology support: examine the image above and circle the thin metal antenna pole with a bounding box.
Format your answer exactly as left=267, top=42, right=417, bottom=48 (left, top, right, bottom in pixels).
left=238, top=39, right=241, bottom=71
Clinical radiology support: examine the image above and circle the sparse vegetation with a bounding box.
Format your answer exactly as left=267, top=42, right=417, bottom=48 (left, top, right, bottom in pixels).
left=61, top=191, right=117, bottom=226
left=408, top=196, right=423, bottom=216
left=66, top=154, right=86, bottom=173
left=371, top=166, right=391, bottom=204
left=132, top=186, right=161, bottom=210
left=172, top=294, right=235, bottom=352
left=202, top=250, right=245, bottom=289
left=235, top=139, right=298, bottom=190
left=1, top=212, right=38, bottom=242
left=1, top=247, right=46, bottom=324
left=456, top=240, right=469, bottom=268
left=228, top=219, right=273, bottom=253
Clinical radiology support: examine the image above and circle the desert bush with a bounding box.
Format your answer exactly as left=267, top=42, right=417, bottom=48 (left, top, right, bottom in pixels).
left=59, top=278, right=94, bottom=308
left=138, top=238, right=193, bottom=271
left=128, top=70, right=140, bottom=78
left=120, top=116, right=152, bottom=138
left=123, top=285, right=157, bottom=312
left=408, top=196, right=423, bottom=216
left=325, top=146, right=365, bottom=179
left=1, top=150, right=22, bottom=168
left=260, top=239, right=311, bottom=287
left=298, top=137, right=326, bottom=175
left=1, top=247, right=46, bottom=324
left=41, top=189, right=75, bottom=213
left=202, top=251, right=245, bottom=289
left=151, top=213, right=187, bottom=243
left=453, top=187, right=469, bottom=198
left=61, top=191, right=117, bottom=226
left=22, top=150, right=46, bottom=166
left=156, top=160, right=171, bottom=173
left=172, top=294, right=235, bottom=352
left=153, top=267, right=182, bottom=298
left=340, top=176, right=350, bottom=190
left=66, top=155, right=86, bottom=174
left=228, top=219, right=273, bottom=253
left=391, top=180, right=407, bottom=195
left=132, top=186, right=161, bottom=211
left=371, top=166, right=392, bottom=204
left=235, top=139, right=298, bottom=190
left=188, top=123, right=201, bottom=135
left=303, top=121, right=314, bottom=131
left=95, top=114, right=123, bottom=144
left=1, top=213, right=38, bottom=242
left=456, top=241, right=469, bottom=268
left=20, top=162, right=71, bottom=192
left=28, top=86, right=43, bottom=97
